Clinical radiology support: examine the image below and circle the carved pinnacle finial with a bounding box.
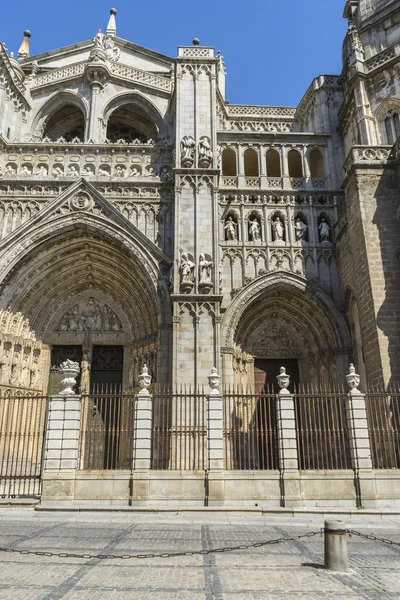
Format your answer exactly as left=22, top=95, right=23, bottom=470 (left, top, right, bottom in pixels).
left=193, top=38, right=200, bottom=46
left=18, top=30, right=31, bottom=60
left=106, top=8, right=117, bottom=37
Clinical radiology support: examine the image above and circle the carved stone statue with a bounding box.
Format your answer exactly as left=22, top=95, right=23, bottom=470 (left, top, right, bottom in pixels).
left=94, top=29, right=106, bottom=47
left=0, top=343, right=12, bottom=385
left=199, top=253, right=213, bottom=283
left=57, top=298, right=122, bottom=332
left=249, top=218, right=261, bottom=241
left=10, top=345, right=22, bottom=386
left=224, top=216, right=237, bottom=241
left=80, top=354, right=91, bottom=394
left=295, top=218, right=308, bottom=241
left=36, top=165, right=47, bottom=176
left=180, top=252, right=195, bottom=293
left=52, top=165, right=64, bottom=176
left=198, top=136, right=212, bottom=168
left=181, top=136, right=196, bottom=167
left=272, top=216, right=284, bottom=241
left=319, top=218, right=330, bottom=242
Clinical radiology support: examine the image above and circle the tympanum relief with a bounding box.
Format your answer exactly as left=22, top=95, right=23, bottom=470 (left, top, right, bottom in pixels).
left=57, top=297, right=122, bottom=332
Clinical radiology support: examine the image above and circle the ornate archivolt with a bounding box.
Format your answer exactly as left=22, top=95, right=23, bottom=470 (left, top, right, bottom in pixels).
left=221, top=272, right=352, bottom=387
left=0, top=310, right=44, bottom=392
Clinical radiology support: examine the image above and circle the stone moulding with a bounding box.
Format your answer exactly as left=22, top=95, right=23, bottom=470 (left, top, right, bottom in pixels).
left=343, top=145, right=393, bottom=175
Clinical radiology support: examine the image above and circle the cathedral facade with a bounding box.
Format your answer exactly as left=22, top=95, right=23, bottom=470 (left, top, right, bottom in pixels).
left=0, top=1, right=399, bottom=506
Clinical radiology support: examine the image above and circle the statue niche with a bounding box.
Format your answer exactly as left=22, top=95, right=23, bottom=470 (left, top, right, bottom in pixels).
left=57, top=297, right=122, bottom=332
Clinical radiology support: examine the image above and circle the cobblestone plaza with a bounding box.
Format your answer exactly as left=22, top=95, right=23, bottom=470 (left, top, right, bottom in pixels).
left=0, top=510, right=399, bottom=599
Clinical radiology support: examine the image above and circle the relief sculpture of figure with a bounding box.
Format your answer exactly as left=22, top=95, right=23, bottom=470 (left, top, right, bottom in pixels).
left=249, top=219, right=261, bottom=241
left=10, top=346, right=22, bottom=386
left=224, top=216, right=237, bottom=241
left=272, top=216, right=284, bottom=241
left=0, top=344, right=12, bottom=385
left=319, top=218, right=330, bottom=242
left=295, top=218, right=308, bottom=241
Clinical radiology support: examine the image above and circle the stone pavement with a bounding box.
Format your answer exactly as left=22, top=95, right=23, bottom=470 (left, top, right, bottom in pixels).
left=0, top=510, right=399, bottom=599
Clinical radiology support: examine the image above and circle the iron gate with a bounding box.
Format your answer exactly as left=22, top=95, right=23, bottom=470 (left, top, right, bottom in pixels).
left=0, top=390, right=48, bottom=497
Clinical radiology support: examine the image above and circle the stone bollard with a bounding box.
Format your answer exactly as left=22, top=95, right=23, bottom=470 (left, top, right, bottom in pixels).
left=324, top=520, right=348, bottom=572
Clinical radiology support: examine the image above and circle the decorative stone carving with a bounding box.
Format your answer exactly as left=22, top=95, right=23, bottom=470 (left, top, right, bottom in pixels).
left=179, top=252, right=196, bottom=293
left=198, top=253, right=213, bottom=294
left=276, top=366, right=290, bottom=395
left=57, top=297, right=122, bottom=332
left=59, top=359, right=80, bottom=396
left=224, top=215, right=237, bottom=240
left=181, top=136, right=196, bottom=167
left=346, top=363, right=361, bottom=395
left=249, top=218, right=261, bottom=241
left=208, top=367, right=221, bottom=396
left=319, top=218, right=330, bottom=242
left=91, top=29, right=120, bottom=63
left=272, top=216, right=284, bottom=241
left=198, top=136, right=212, bottom=168
left=295, top=218, right=307, bottom=241
left=138, top=363, right=152, bottom=394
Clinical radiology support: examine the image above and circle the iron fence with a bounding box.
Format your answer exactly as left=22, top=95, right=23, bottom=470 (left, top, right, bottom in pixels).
left=152, top=389, right=206, bottom=470
left=223, top=389, right=278, bottom=470
left=80, top=386, right=135, bottom=470
left=293, top=387, right=352, bottom=470
left=365, top=389, right=400, bottom=469
left=0, top=391, right=47, bottom=497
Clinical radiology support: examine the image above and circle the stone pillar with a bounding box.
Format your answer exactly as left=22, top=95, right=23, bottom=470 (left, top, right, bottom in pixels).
left=131, top=365, right=153, bottom=504
left=282, top=147, right=290, bottom=190
left=207, top=368, right=225, bottom=504
left=276, top=367, right=300, bottom=505
left=345, top=364, right=376, bottom=506
left=133, top=365, right=153, bottom=470
left=42, top=360, right=81, bottom=504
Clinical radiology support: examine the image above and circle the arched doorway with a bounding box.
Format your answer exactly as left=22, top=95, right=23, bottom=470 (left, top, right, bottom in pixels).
left=221, top=273, right=351, bottom=390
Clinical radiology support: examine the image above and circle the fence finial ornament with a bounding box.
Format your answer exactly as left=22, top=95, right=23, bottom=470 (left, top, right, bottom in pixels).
left=208, top=367, right=221, bottom=396
left=59, top=360, right=80, bottom=396
left=277, top=366, right=290, bottom=395
left=346, top=363, right=361, bottom=394
left=138, top=364, right=152, bottom=394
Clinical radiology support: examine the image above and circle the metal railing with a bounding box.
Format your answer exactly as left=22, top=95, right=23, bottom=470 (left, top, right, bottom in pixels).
left=151, top=389, right=206, bottom=470
left=0, top=392, right=47, bottom=497
left=223, top=389, right=278, bottom=470
left=293, top=387, right=351, bottom=470
left=80, top=386, right=135, bottom=470
left=365, top=388, right=400, bottom=469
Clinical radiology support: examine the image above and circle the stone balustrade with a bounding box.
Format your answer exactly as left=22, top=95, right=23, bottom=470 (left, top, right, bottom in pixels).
left=343, top=145, right=393, bottom=175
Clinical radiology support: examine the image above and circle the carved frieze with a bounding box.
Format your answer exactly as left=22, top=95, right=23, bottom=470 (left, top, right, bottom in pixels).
left=57, top=297, right=122, bottom=332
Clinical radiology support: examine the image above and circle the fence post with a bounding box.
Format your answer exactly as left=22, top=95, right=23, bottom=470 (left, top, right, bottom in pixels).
left=131, top=365, right=153, bottom=504
left=345, top=364, right=375, bottom=507
left=41, top=360, right=81, bottom=504
left=276, top=367, right=300, bottom=506
left=206, top=368, right=225, bottom=505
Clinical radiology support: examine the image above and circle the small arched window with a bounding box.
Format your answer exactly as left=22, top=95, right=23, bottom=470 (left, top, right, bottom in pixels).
left=309, top=149, right=325, bottom=178
left=288, top=150, right=303, bottom=178
left=376, top=100, right=400, bottom=145
left=222, top=148, right=237, bottom=176
left=266, top=149, right=281, bottom=177
left=244, top=148, right=259, bottom=177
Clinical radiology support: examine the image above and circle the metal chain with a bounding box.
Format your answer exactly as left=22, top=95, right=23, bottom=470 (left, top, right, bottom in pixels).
left=0, top=530, right=320, bottom=560
left=347, top=529, right=400, bottom=548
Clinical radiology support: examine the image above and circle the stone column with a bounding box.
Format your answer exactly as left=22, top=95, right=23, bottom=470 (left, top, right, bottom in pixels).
left=276, top=367, right=300, bottom=505
left=345, top=364, right=375, bottom=506
left=131, top=365, right=153, bottom=504
left=207, top=368, right=225, bottom=504
left=42, top=360, right=81, bottom=504
left=282, top=147, right=290, bottom=190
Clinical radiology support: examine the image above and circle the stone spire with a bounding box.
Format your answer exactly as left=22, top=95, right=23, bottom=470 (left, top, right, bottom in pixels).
left=18, top=30, right=31, bottom=60
left=106, top=8, right=117, bottom=37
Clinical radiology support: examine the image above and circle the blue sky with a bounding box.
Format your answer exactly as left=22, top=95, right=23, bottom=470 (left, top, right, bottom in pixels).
left=1, top=0, right=348, bottom=107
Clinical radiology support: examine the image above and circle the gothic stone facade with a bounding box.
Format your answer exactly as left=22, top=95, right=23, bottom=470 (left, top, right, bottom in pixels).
left=0, top=0, right=400, bottom=398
